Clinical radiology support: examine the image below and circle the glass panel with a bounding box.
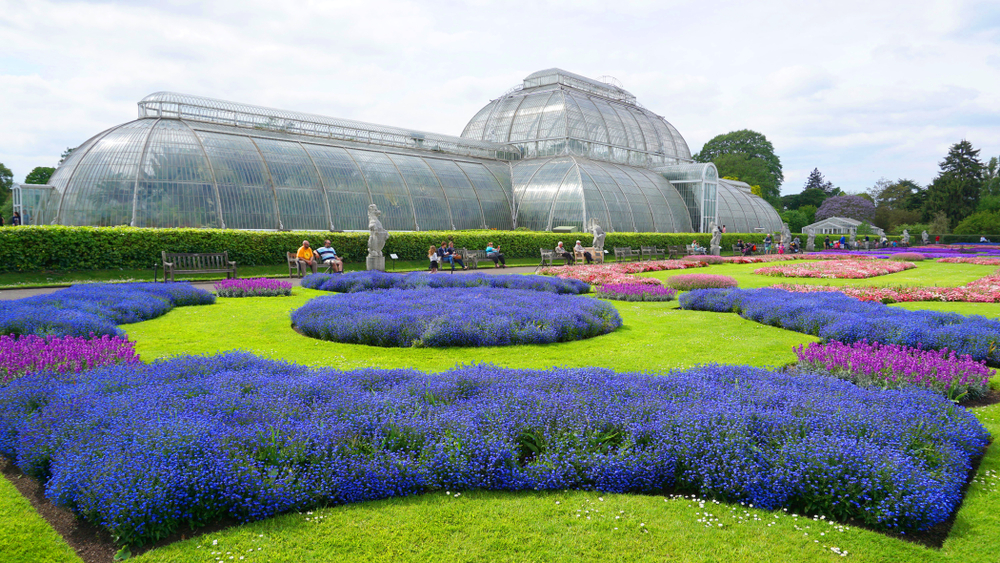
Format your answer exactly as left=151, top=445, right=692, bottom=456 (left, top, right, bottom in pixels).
left=513, top=157, right=573, bottom=231
left=481, top=96, right=522, bottom=143
left=594, top=162, right=653, bottom=232
left=578, top=166, right=612, bottom=233
left=536, top=91, right=567, bottom=140
left=563, top=96, right=590, bottom=145
left=424, top=158, right=484, bottom=229
left=386, top=154, right=451, bottom=231
left=197, top=131, right=277, bottom=229
left=549, top=164, right=584, bottom=231
left=254, top=138, right=327, bottom=231
left=348, top=150, right=416, bottom=231
left=590, top=98, right=630, bottom=151
left=577, top=161, right=634, bottom=233
left=459, top=162, right=513, bottom=230
left=304, top=144, right=371, bottom=231
left=508, top=92, right=553, bottom=142
left=570, top=96, right=610, bottom=145
left=135, top=120, right=219, bottom=228
left=60, top=120, right=156, bottom=227
left=461, top=102, right=495, bottom=140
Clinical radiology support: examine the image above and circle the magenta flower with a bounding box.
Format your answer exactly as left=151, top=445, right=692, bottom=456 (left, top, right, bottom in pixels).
left=1, top=333, right=140, bottom=384
left=214, top=278, right=292, bottom=297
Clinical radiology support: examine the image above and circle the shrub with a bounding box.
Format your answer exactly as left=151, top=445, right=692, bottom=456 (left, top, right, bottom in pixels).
left=679, top=288, right=1000, bottom=365
left=0, top=354, right=986, bottom=546
left=889, top=252, right=927, bottom=261
left=0, top=283, right=215, bottom=338
left=214, top=278, right=292, bottom=297
left=683, top=254, right=724, bottom=264
left=793, top=340, right=991, bottom=401
left=0, top=334, right=139, bottom=383
left=666, top=274, right=738, bottom=291
left=595, top=283, right=677, bottom=302
left=302, top=271, right=590, bottom=295
left=953, top=211, right=1000, bottom=235
left=291, top=288, right=621, bottom=347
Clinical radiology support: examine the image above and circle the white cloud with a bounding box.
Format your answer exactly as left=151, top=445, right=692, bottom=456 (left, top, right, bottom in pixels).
left=0, top=0, right=998, bottom=196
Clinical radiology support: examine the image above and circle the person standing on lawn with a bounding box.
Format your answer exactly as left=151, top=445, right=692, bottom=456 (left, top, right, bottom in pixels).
left=428, top=245, right=440, bottom=273
left=296, top=240, right=319, bottom=275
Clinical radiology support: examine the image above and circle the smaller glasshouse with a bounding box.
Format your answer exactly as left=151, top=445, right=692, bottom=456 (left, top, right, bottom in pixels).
left=16, top=69, right=782, bottom=233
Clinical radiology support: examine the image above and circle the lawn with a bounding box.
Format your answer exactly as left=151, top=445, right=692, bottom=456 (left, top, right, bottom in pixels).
left=3, top=259, right=1000, bottom=563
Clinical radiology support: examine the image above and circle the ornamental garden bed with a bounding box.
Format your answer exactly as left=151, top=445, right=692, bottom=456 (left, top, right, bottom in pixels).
left=753, top=260, right=916, bottom=279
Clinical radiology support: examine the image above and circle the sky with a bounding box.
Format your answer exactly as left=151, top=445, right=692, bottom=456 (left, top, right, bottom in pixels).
left=1, top=0, right=998, bottom=195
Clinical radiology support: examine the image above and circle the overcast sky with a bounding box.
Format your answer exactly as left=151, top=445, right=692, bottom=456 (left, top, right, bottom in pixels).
left=2, top=0, right=998, bottom=195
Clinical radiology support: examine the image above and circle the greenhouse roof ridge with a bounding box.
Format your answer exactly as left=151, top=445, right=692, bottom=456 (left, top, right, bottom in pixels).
left=522, top=68, right=636, bottom=104
left=137, top=91, right=521, bottom=161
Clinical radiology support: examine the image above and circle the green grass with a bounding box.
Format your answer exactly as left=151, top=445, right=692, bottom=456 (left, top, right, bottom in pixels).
left=4, top=260, right=1000, bottom=563
left=0, top=472, right=79, bottom=563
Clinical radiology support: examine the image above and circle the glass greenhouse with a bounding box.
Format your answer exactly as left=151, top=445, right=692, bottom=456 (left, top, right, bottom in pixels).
left=22, top=69, right=783, bottom=233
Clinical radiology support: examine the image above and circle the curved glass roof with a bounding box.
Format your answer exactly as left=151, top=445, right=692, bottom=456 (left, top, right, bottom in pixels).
left=512, top=156, right=693, bottom=233
left=138, top=92, right=521, bottom=162
left=462, top=69, right=692, bottom=168
left=716, top=179, right=783, bottom=233
left=49, top=118, right=514, bottom=231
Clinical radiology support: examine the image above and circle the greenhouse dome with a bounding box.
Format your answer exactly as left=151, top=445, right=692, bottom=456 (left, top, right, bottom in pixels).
left=22, top=69, right=783, bottom=234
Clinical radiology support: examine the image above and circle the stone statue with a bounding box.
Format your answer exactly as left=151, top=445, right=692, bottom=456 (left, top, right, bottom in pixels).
left=849, top=228, right=856, bottom=249
left=366, top=204, right=389, bottom=271
left=781, top=222, right=792, bottom=246
left=589, top=219, right=606, bottom=252
left=902, top=229, right=910, bottom=245
left=922, top=230, right=929, bottom=245
left=806, top=228, right=816, bottom=252
left=709, top=221, right=721, bottom=256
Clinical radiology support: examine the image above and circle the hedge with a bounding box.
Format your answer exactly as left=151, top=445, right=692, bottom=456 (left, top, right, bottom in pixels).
left=0, top=226, right=772, bottom=273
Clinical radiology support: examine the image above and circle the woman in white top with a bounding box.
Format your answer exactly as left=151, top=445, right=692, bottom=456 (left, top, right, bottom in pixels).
left=428, top=245, right=439, bottom=273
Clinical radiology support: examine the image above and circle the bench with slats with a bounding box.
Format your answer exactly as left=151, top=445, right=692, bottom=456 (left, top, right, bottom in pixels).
left=161, top=251, right=237, bottom=282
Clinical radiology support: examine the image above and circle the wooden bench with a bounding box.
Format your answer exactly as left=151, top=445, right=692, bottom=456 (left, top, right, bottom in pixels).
left=288, top=252, right=344, bottom=277
left=667, top=244, right=684, bottom=259
left=685, top=244, right=705, bottom=255
left=162, top=251, right=236, bottom=282
left=459, top=248, right=484, bottom=269
left=613, top=246, right=641, bottom=262
left=640, top=246, right=665, bottom=261
left=573, top=246, right=602, bottom=264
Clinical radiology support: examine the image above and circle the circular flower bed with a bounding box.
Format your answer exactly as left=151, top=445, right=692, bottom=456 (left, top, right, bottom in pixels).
left=291, top=287, right=621, bottom=347
left=666, top=274, right=739, bottom=291
left=889, top=252, right=927, bottom=262
left=595, top=283, right=676, bottom=302
left=302, top=271, right=589, bottom=294
left=214, top=278, right=292, bottom=297
left=683, top=254, right=724, bottom=264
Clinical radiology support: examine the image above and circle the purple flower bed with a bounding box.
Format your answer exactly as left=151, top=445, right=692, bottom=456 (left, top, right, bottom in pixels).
left=0, top=354, right=986, bottom=546
left=291, top=287, right=620, bottom=347
left=595, top=283, right=677, bottom=302
left=214, top=278, right=292, bottom=298
left=794, top=340, right=991, bottom=401
left=302, top=271, right=590, bottom=295
left=1, top=334, right=140, bottom=384
left=679, top=288, right=1000, bottom=365
left=0, top=283, right=215, bottom=339
left=666, top=274, right=738, bottom=291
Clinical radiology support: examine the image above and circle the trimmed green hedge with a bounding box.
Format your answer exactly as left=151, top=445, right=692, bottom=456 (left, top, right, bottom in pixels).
left=0, top=226, right=778, bottom=273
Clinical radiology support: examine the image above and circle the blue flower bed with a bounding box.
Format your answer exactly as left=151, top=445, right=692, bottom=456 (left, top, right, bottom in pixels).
left=679, top=288, right=1000, bottom=365
left=0, top=283, right=215, bottom=339
left=301, top=270, right=590, bottom=294
left=291, top=287, right=620, bottom=347
left=0, top=354, right=986, bottom=545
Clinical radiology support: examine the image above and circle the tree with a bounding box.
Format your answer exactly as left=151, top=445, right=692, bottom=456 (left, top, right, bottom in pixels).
left=983, top=156, right=1000, bottom=198
left=0, top=162, right=12, bottom=201
left=868, top=177, right=923, bottom=232
left=798, top=204, right=817, bottom=225
left=924, top=140, right=983, bottom=228
left=23, top=166, right=55, bottom=185
left=953, top=211, right=1000, bottom=235
left=781, top=188, right=830, bottom=211
left=779, top=209, right=809, bottom=233
left=803, top=168, right=835, bottom=194
left=58, top=147, right=75, bottom=166
left=815, top=195, right=876, bottom=223
left=694, top=130, right=783, bottom=200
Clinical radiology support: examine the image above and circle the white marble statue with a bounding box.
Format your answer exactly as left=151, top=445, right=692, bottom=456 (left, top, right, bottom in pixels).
left=902, top=229, right=910, bottom=245
left=781, top=222, right=792, bottom=246
left=589, top=219, right=606, bottom=252
left=709, top=221, right=722, bottom=256
left=849, top=228, right=856, bottom=249
left=922, top=230, right=929, bottom=245
left=806, top=228, right=816, bottom=252
left=367, top=204, right=389, bottom=271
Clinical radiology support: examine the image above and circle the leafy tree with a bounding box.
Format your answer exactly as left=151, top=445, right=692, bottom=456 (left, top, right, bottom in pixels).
left=781, top=188, right=829, bottom=211
left=0, top=162, right=12, bottom=201
left=953, top=211, right=1000, bottom=235
left=23, top=166, right=56, bottom=185
left=694, top=130, right=783, bottom=200
left=798, top=204, right=817, bottom=225
left=978, top=195, right=1000, bottom=214
left=983, top=156, right=1000, bottom=198
left=58, top=147, right=75, bottom=166
left=928, top=211, right=950, bottom=235
left=815, top=195, right=875, bottom=223
left=779, top=209, right=809, bottom=233
left=855, top=222, right=877, bottom=236
left=803, top=168, right=835, bottom=194
left=924, top=140, right=983, bottom=228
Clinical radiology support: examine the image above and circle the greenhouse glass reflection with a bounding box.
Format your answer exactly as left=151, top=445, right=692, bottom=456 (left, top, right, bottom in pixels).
left=28, top=68, right=781, bottom=233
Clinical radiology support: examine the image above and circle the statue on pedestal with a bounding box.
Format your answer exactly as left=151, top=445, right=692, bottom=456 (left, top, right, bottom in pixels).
left=922, top=230, right=929, bottom=245
left=849, top=228, right=857, bottom=249
left=806, top=228, right=816, bottom=252
left=366, top=204, right=389, bottom=271
left=709, top=221, right=721, bottom=256
left=781, top=222, right=792, bottom=246
left=589, top=219, right=606, bottom=252
left=902, top=229, right=910, bottom=246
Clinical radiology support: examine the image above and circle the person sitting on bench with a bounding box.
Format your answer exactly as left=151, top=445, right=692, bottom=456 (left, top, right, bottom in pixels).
left=296, top=240, right=319, bottom=275
left=444, top=241, right=466, bottom=271
left=485, top=242, right=506, bottom=268
left=573, top=240, right=593, bottom=264
left=555, top=241, right=575, bottom=265
left=315, top=239, right=343, bottom=273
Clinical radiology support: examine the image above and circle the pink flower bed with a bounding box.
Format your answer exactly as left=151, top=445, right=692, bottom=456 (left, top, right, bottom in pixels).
left=937, top=257, right=1000, bottom=266
left=774, top=272, right=1000, bottom=303
left=754, top=260, right=916, bottom=279
left=539, top=260, right=705, bottom=286
left=666, top=274, right=739, bottom=291
left=722, top=254, right=877, bottom=264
